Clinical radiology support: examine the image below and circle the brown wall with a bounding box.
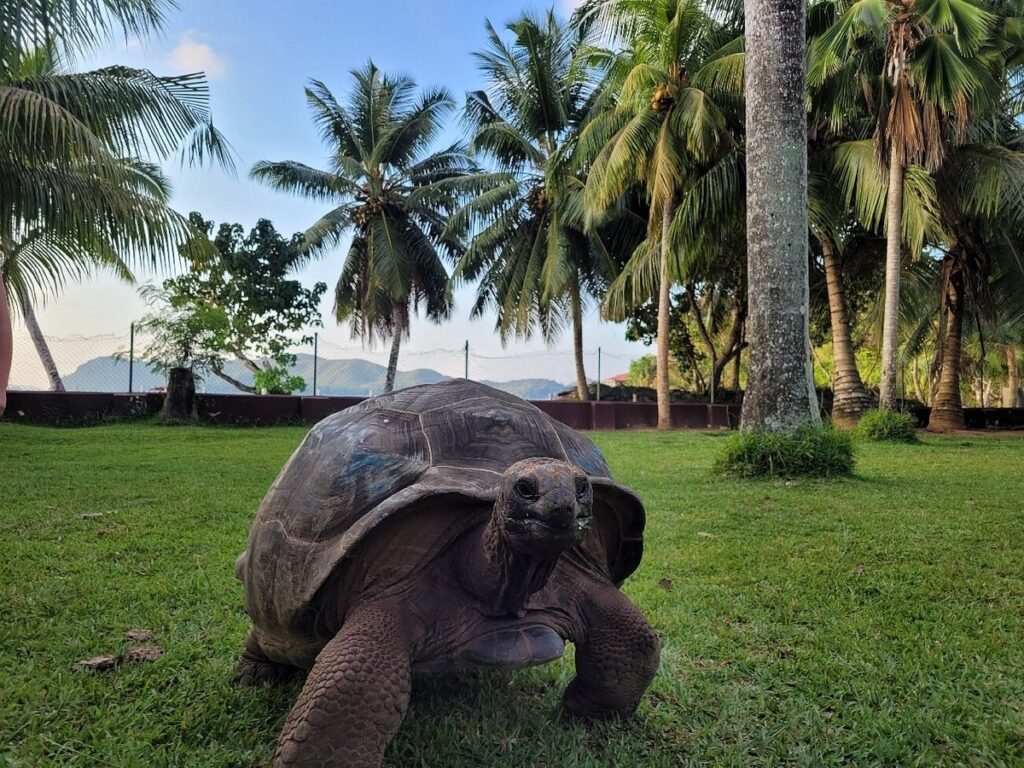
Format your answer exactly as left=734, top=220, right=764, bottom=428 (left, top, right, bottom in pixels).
left=3, top=390, right=1021, bottom=430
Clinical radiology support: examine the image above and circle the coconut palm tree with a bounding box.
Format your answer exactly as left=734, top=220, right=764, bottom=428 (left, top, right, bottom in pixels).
left=575, top=0, right=743, bottom=428
left=0, top=2, right=233, bottom=398
left=810, top=0, right=1000, bottom=411
left=252, top=64, right=477, bottom=393
left=450, top=11, right=613, bottom=401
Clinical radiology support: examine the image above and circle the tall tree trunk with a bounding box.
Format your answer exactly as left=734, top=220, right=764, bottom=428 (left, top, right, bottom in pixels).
left=570, top=276, right=589, bottom=401
left=656, top=201, right=674, bottom=430
left=1007, top=345, right=1021, bottom=407
left=0, top=280, right=11, bottom=415
left=930, top=258, right=965, bottom=431
left=740, top=0, right=820, bottom=433
left=17, top=287, right=65, bottom=392
left=822, top=240, right=873, bottom=426
left=879, top=156, right=905, bottom=411
left=384, top=303, right=404, bottom=394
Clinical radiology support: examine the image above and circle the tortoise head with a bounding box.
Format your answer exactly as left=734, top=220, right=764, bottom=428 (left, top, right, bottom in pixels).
left=495, top=458, right=593, bottom=558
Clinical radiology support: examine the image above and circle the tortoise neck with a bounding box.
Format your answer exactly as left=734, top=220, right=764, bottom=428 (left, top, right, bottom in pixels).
left=465, top=515, right=560, bottom=617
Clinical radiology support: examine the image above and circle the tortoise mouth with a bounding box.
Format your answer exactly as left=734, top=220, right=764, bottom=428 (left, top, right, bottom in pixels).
left=504, top=513, right=590, bottom=553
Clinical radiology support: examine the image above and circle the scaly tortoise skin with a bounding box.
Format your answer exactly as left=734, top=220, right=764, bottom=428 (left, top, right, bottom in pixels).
left=234, top=379, right=660, bottom=768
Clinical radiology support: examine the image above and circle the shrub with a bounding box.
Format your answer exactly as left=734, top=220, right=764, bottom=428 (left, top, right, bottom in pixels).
left=856, top=409, right=919, bottom=443
left=715, top=426, right=855, bottom=478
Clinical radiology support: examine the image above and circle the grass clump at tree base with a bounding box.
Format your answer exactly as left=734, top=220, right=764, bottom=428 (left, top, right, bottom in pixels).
left=856, top=408, right=920, bottom=443
left=715, top=425, right=855, bottom=478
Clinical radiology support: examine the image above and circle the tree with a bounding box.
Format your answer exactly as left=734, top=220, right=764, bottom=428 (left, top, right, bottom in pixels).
left=252, top=63, right=477, bottom=393
left=132, top=284, right=225, bottom=422
left=576, top=0, right=742, bottom=428
left=741, top=0, right=821, bottom=431
left=0, top=1, right=233, bottom=397
left=159, top=213, right=326, bottom=394
left=810, top=0, right=998, bottom=411
left=451, top=12, right=613, bottom=401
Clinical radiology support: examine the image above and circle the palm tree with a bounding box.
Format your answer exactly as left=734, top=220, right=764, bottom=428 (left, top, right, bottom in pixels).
left=576, top=0, right=742, bottom=428
left=740, top=0, right=821, bottom=431
left=252, top=64, right=476, bottom=393
left=928, top=133, right=1024, bottom=429
left=810, top=0, right=999, bottom=411
left=451, top=12, right=611, bottom=401
left=0, top=2, right=233, bottom=398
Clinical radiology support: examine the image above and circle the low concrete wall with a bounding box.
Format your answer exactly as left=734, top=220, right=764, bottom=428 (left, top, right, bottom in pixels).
left=3, top=390, right=1020, bottom=430
left=4, top=390, right=743, bottom=430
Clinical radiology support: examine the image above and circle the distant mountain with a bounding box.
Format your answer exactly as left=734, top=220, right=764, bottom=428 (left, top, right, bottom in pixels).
left=61, top=353, right=570, bottom=401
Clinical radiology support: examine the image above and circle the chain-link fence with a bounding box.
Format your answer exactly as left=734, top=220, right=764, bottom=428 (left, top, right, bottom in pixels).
left=9, top=325, right=640, bottom=401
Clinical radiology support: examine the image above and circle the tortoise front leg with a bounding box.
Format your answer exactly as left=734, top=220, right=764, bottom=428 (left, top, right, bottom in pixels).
left=563, top=582, right=660, bottom=718
left=274, top=604, right=412, bottom=768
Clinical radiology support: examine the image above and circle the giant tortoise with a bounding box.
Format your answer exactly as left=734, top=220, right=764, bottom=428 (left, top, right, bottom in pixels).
left=235, top=379, right=659, bottom=767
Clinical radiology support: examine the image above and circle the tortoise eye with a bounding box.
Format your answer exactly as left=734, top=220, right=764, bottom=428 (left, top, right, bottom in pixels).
left=575, top=476, right=590, bottom=501
left=513, top=478, right=539, bottom=501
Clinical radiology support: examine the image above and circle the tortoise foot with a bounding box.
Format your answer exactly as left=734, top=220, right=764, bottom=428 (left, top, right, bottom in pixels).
left=234, top=633, right=299, bottom=687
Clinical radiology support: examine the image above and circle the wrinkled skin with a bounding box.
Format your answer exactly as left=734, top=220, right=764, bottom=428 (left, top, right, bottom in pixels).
left=237, top=458, right=659, bottom=768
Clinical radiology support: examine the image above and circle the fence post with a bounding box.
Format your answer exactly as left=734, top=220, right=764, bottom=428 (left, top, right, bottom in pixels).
left=128, top=322, right=135, bottom=393
left=313, top=332, right=319, bottom=396
left=464, top=340, right=469, bottom=380
left=596, top=347, right=601, bottom=401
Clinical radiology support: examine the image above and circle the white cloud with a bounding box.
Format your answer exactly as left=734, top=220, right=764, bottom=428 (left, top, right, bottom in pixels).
left=168, top=33, right=226, bottom=79
left=560, top=0, right=585, bottom=15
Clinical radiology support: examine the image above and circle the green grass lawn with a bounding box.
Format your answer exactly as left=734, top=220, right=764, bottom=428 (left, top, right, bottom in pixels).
left=1, top=423, right=1022, bottom=767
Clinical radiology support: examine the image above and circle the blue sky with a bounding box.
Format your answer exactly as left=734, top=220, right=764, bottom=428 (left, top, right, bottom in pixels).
left=33, top=0, right=647, bottom=372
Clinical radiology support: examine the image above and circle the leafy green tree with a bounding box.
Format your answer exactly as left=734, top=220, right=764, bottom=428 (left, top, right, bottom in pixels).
left=451, top=11, right=614, bottom=400
left=252, top=63, right=477, bottom=393
left=155, top=213, right=327, bottom=394
left=576, top=0, right=743, bottom=428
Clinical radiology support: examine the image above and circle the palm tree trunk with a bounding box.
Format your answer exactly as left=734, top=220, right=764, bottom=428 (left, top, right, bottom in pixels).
left=822, top=240, right=873, bottom=426
left=740, top=0, right=820, bottom=433
left=0, top=280, right=12, bottom=415
left=1007, top=345, right=1021, bottom=407
left=570, top=276, right=589, bottom=401
left=384, top=303, right=404, bottom=394
left=656, top=201, right=674, bottom=430
left=17, top=287, right=65, bottom=392
left=930, top=258, right=965, bottom=431
left=879, top=155, right=904, bottom=411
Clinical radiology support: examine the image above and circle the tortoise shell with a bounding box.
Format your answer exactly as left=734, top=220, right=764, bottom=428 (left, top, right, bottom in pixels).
left=236, top=380, right=644, bottom=653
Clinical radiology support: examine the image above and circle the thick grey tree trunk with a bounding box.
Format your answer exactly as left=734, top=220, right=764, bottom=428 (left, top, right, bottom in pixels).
left=17, top=287, right=65, bottom=392
left=822, top=240, right=873, bottom=426
left=384, top=303, right=404, bottom=394
left=878, top=156, right=905, bottom=411
left=570, top=276, right=589, bottom=401
left=740, top=0, right=820, bottom=433
left=656, top=201, right=674, bottom=430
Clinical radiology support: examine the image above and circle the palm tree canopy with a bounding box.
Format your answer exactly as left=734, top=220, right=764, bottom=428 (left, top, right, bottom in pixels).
left=251, top=62, right=481, bottom=343
left=446, top=11, right=616, bottom=344
left=0, top=29, right=233, bottom=304
left=575, top=0, right=745, bottom=317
